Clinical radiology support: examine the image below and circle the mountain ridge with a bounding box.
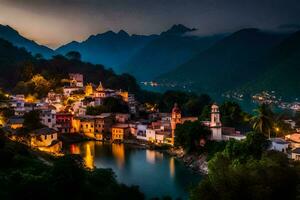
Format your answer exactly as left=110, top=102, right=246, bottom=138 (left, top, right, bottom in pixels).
left=156, top=28, right=290, bottom=96
left=0, top=24, right=54, bottom=58
left=55, top=29, right=158, bottom=72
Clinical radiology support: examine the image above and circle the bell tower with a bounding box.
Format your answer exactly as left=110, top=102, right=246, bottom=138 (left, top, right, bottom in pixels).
left=96, top=81, right=104, bottom=91
left=171, top=103, right=181, bottom=145
left=210, top=103, right=222, bottom=140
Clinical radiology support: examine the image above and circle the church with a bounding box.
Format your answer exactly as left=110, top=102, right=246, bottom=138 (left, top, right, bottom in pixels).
left=170, top=103, right=244, bottom=145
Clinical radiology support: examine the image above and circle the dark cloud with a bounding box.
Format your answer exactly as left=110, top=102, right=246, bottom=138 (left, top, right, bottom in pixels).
left=0, top=0, right=300, bottom=48
left=278, top=24, right=300, bottom=31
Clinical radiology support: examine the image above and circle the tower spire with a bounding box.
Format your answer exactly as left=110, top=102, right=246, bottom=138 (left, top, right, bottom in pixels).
left=171, top=103, right=181, bottom=145
left=97, top=81, right=104, bottom=91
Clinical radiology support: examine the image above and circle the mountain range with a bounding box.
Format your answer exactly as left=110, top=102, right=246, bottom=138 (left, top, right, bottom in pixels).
left=56, top=30, right=157, bottom=72
left=122, top=24, right=224, bottom=80
left=1, top=23, right=300, bottom=98
left=0, top=24, right=225, bottom=79
left=157, top=28, right=300, bottom=99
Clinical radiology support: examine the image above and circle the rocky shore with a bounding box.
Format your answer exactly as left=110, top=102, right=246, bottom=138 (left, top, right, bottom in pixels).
left=167, top=148, right=208, bottom=174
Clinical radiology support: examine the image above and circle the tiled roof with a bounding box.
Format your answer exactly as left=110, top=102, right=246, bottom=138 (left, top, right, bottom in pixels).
left=292, top=148, right=300, bottom=154
left=7, top=117, right=24, bottom=124
left=30, top=127, right=57, bottom=135
left=270, top=138, right=289, bottom=145
left=112, top=123, right=129, bottom=128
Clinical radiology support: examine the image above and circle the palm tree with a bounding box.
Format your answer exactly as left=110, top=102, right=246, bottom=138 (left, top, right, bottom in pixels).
left=251, top=104, right=274, bottom=138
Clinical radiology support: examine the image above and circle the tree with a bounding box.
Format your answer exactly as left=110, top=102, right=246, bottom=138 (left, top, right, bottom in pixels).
left=184, top=94, right=211, bottom=116
left=199, top=105, right=211, bottom=121
left=106, top=73, right=140, bottom=93
left=86, top=97, right=129, bottom=115
left=30, top=74, right=51, bottom=97
left=102, top=97, right=129, bottom=113
left=224, top=132, right=270, bottom=162
left=14, top=74, right=52, bottom=98
left=158, top=91, right=191, bottom=113
left=0, top=138, right=145, bottom=200
left=66, top=51, right=81, bottom=61
left=34, top=53, right=44, bottom=60
left=220, top=101, right=249, bottom=127
left=20, top=61, right=35, bottom=81
left=175, top=121, right=211, bottom=152
left=190, top=151, right=299, bottom=200
left=251, top=104, right=274, bottom=138
left=273, top=114, right=293, bottom=137
left=190, top=131, right=297, bottom=200
left=0, top=89, right=9, bottom=101
left=157, top=91, right=211, bottom=116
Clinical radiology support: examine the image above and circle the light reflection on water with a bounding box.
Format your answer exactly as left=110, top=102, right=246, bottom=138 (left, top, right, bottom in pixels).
left=85, top=143, right=94, bottom=169
left=65, top=141, right=201, bottom=199
left=170, top=157, right=175, bottom=178
left=146, top=150, right=164, bottom=165
left=112, top=143, right=125, bottom=168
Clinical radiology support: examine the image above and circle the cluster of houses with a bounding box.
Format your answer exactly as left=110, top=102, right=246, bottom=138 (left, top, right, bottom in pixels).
left=1, top=73, right=137, bottom=153
left=1, top=71, right=245, bottom=153
left=1, top=73, right=300, bottom=160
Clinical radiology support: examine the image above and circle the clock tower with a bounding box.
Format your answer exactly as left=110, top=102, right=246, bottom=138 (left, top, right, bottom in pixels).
left=210, top=103, right=222, bottom=140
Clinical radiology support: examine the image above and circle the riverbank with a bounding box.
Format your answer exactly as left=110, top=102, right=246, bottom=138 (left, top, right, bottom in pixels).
left=167, top=148, right=208, bottom=175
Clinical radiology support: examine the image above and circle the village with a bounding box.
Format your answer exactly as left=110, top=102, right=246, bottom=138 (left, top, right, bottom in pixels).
left=0, top=73, right=299, bottom=162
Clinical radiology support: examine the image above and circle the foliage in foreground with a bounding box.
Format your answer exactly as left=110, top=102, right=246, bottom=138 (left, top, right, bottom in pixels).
left=190, top=132, right=300, bottom=200
left=0, top=134, right=144, bottom=200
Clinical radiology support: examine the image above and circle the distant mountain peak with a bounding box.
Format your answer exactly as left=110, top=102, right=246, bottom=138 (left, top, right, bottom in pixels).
left=99, top=30, right=116, bottom=37
left=69, top=40, right=80, bottom=45
left=118, top=30, right=130, bottom=37
left=87, top=31, right=115, bottom=40
left=235, top=28, right=260, bottom=33
left=161, top=24, right=197, bottom=36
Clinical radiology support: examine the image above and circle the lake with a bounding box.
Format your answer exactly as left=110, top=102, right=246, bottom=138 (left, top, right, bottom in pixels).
left=64, top=141, right=202, bottom=199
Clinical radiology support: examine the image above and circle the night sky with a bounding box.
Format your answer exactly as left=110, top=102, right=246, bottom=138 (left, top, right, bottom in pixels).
left=1, top=0, right=300, bottom=48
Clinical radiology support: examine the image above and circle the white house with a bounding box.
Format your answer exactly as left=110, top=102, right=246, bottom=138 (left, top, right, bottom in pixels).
left=63, top=86, right=81, bottom=97
left=223, top=134, right=246, bottom=141
left=292, top=148, right=300, bottom=161
left=128, top=122, right=138, bottom=136
left=40, top=109, right=56, bottom=129
left=69, top=73, right=84, bottom=88
left=284, top=119, right=296, bottom=129
left=146, top=129, right=156, bottom=142
left=115, top=113, right=130, bottom=123
left=10, top=98, right=25, bottom=116
left=136, top=124, right=147, bottom=141
left=155, top=132, right=165, bottom=144
left=78, top=106, right=87, bottom=116
left=269, top=138, right=289, bottom=153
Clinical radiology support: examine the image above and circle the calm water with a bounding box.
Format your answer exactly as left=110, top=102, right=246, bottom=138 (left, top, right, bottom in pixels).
left=64, top=141, right=201, bottom=199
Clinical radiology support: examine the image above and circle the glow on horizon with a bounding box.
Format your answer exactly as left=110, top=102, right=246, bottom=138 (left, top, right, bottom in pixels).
left=1, top=0, right=300, bottom=49
left=0, top=2, right=98, bottom=49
